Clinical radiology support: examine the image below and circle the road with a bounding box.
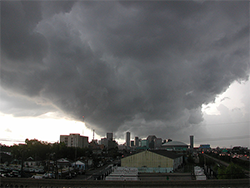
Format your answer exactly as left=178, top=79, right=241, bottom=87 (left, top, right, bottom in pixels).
left=203, top=154, right=250, bottom=177
left=74, top=162, right=115, bottom=180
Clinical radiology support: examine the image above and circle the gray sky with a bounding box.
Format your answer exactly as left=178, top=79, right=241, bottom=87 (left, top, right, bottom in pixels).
left=1, top=1, right=249, bottom=147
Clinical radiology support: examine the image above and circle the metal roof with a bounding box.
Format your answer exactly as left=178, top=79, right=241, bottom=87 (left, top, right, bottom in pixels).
left=162, top=141, right=188, bottom=147
left=150, top=150, right=182, bottom=159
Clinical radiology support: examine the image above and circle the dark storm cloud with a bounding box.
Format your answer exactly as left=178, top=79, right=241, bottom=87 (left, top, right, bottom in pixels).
left=0, top=88, right=56, bottom=117
left=1, top=1, right=249, bottom=139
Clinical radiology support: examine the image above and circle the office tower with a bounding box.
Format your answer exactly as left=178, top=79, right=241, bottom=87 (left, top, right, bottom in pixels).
left=126, top=132, right=130, bottom=147
left=134, top=136, right=139, bottom=147
left=190, top=135, right=194, bottom=149
left=107, top=132, right=113, bottom=141
left=131, top=140, right=134, bottom=147
left=140, top=139, right=149, bottom=148
left=147, top=135, right=156, bottom=149
left=101, top=138, right=108, bottom=147
left=154, top=138, right=162, bottom=149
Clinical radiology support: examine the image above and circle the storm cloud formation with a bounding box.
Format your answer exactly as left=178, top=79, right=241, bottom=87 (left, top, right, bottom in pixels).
left=1, top=1, right=249, bottom=139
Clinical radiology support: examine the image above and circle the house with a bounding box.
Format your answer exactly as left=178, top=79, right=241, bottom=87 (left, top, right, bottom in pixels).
left=121, top=150, right=183, bottom=173
left=71, top=160, right=85, bottom=174
left=57, top=158, right=71, bottom=169
left=24, top=157, right=42, bottom=167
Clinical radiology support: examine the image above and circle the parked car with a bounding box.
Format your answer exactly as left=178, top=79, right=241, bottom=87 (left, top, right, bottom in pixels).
left=43, top=172, right=55, bottom=179
left=7, top=170, right=20, bottom=178
left=29, top=168, right=35, bottom=173
left=31, top=174, right=43, bottom=179
left=12, top=170, right=21, bottom=177
left=0, top=173, right=6, bottom=178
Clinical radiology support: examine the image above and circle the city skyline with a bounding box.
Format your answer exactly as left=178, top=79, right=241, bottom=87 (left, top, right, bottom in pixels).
left=1, top=127, right=249, bottom=150
left=1, top=1, right=249, bottom=148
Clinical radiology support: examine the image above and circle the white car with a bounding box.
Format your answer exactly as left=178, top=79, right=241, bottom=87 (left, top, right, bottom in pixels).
left=43, top=172, right=55, bottom=179
left=31, top=174, right=43, bottom=179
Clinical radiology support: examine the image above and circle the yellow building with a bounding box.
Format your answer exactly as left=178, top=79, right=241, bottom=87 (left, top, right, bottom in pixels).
left=121, top=150, right=183, bottom=173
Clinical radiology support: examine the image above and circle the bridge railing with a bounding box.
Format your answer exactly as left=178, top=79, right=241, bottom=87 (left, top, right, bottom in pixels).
left=1, top=178, right=249, bottom=188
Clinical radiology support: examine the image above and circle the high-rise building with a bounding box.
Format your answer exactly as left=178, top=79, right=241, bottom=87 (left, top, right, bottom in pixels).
left=134, top=136, right=139, bottom=147
left=190, top=135, right=194, bottom=149
left=107, top=132, right=113, bottom=141
left=126, top=132, right=130, bottom=147
left=101, top=138, right=108, bottom=147
left=147, top=135, right=156, bottom=149
left=154, top=138, right=162, bottom=149
left=131, top=140, right=134, bottom=147
left=60, top=133, right=89, bottom=148
left=140, top=139, right=149, bottom=148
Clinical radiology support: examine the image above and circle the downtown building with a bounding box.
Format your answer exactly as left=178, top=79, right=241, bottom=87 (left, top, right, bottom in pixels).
left=126, top=132, right=130, bottom=148
left=134, top=136, right=139, bottom=147
left=60, top=133, right=89, bottom=148
left=107, top=132, right=113, bottom=141
left=101, top=132, right=118, bottom=150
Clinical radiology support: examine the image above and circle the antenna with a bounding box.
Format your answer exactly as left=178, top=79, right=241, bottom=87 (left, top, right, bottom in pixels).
left=93, top=129, right=95, bottom=141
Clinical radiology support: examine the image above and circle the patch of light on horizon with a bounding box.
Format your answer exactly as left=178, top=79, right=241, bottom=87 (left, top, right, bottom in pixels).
left=202, top=80, right=248, bottom=115
left=0, top=112, right=101, bottom=146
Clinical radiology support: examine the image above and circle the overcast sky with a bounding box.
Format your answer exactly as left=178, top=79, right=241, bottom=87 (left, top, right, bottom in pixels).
left=1, top=1, right=249, bottom=148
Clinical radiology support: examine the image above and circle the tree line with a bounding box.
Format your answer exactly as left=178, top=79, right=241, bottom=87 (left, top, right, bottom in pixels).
left=9, top=139, right=93, bottom=162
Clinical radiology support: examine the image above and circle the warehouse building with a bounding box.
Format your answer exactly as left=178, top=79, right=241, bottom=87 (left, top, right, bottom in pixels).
left=121, top=150, right=183, bottom=173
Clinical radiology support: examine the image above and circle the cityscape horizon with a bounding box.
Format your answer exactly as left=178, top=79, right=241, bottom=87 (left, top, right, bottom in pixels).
left=1, top=131, right=249, bottom=149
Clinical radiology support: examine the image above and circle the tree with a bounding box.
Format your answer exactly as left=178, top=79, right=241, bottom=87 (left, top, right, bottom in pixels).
left=218, top=163, right=246, bottom=179
left=25, top=139, right=51, bottom=160
left=187, top=155, right=194, bottom=163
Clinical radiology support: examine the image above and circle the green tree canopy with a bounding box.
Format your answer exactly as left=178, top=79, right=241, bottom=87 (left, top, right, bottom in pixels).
left=11, top=139, right=93, bottom=161
left=218, top=163, right=246, bottom=179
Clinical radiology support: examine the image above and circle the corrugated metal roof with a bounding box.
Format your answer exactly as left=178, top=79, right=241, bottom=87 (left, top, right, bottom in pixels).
left=149, top=150, right=182, bottom=159
left=123, top=150, right=181, bottom=159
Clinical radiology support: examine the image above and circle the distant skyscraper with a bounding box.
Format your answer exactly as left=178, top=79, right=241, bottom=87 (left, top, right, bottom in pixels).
left=140, top=139, right=149, bottom=148
left=167, top=139, right=172, bottom=142
left=131, top=140, right=134, bottom=147
left=147, top=135, right=156, bottom=149
left=154, top=138, right=162, bottom=149
left=134, top=136, right=139, bottom=147
left=107, top=132, right=113, bottom=141
left=126, top=132, right=130, bottom=147
left=101, top=138, right=108, bottom=147
left=190, top=135, right=194, bottom=149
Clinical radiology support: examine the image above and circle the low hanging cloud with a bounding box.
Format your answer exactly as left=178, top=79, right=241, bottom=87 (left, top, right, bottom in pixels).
left=1, top=1, right=249, bottom=140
